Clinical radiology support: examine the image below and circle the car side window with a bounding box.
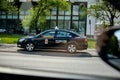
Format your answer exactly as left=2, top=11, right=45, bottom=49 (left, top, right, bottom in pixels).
left=57, top=31, right=66, bottom=37
left=42, top=31, right=55, bottom=38
left=57, top=31, right=73, bottom=38
left=66, top=32, right=73, bottom=38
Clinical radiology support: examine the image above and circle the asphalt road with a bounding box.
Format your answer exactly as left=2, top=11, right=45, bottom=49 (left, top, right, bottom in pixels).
left=0, top=51, right=119, bottom=79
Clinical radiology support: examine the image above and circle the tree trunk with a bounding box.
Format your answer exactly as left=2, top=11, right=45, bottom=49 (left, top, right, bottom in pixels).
left=35, top=27, right=39, bottom=34
left=34, top=8, right=41, bottom=35
left=34, top=0, right=47, bottom=34
left=110, top=19, right=114, bottom=27
left=110, top=15, right=114, bottom=27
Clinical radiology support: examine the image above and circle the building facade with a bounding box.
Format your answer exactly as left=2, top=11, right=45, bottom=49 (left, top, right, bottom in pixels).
left=0, top=0, right=97, bottom=36
left=46, top=1, right=87, bottom=36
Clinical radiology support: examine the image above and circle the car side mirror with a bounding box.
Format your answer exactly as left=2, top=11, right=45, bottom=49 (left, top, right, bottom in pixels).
left=97, top=27, right=120, bottom=71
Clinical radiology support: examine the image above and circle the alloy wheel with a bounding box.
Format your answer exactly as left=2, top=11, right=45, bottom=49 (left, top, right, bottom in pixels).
left=67, top=43, right=76, bottom=53
left=26, top=43, right=34, bottom=51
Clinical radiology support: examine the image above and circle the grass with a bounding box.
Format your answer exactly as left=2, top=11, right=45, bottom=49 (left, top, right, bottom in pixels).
left=88, top=39, right=96, bottom=49
left=0, top=34, right=97, bottom=48
left=0, top=34, right=24, bottom=44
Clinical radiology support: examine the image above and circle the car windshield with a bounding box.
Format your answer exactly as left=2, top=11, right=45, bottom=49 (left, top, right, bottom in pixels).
left=0, top=0, right=120, bottom=79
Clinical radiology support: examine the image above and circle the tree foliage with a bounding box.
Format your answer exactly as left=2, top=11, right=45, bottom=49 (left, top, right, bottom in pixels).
left=22, top=0, right=70, bottom=34
left=0, top=0, right=17, bottom=13
left=104, top=0, right=120, bottom=11
left=87, top=0, right=120, bottom=27
left=22, top=9, right=33, bottom=28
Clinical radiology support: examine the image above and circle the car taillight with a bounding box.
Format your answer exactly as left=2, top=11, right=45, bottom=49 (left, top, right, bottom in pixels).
left=84, top=38, right=87, bottom=42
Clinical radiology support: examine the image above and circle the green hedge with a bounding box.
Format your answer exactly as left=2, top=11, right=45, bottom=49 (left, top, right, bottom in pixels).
left=0, top=34, right=24, bottom=44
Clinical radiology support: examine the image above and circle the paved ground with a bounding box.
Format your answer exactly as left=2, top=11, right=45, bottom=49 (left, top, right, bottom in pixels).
left=0, top=44, right=98, bottom=56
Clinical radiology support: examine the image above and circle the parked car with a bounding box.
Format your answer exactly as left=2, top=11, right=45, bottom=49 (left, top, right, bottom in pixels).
left=17, top=29, right=88, bottom=53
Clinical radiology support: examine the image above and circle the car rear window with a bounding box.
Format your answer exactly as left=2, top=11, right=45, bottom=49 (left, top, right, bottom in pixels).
left=56, top=31, right=78, bottom=38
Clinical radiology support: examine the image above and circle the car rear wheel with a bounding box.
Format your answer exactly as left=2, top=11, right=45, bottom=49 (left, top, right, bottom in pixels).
left=25, top=43, right=35, bottom=51
left=67, top=43, right=77, bottom=53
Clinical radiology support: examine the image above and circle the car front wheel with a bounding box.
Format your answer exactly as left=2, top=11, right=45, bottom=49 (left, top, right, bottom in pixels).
left=67, top=43, right=77, bottom=53
left=25, top=43, right=35, bottom=51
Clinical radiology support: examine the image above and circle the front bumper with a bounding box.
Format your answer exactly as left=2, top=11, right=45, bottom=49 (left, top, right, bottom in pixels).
left=17, top=42, right=25, bottom=48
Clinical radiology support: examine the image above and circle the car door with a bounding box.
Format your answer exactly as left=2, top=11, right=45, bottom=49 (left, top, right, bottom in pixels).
left=34, top=30, right=56, bottom=49
left=54, top=30, right=72, bottom=49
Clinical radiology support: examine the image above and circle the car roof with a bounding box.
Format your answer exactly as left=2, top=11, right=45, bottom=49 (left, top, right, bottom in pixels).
left=35, top=29, right=81, bottom=37
left=48, top=29, right=76, bottom=32
left=45, top=29, right=81, bottom=36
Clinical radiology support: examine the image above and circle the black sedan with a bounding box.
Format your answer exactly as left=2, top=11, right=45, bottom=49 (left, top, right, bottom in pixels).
left=17, top=29, right=88, bottom=53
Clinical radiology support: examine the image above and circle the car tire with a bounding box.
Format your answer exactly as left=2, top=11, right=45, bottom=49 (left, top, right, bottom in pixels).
left=67, top=43, right=77, bottom=53
left=25, top=42, right=35, bottom=51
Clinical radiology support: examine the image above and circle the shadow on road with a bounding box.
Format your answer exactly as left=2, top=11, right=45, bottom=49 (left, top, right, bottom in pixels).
left=17, top=49, right=94, bottom=58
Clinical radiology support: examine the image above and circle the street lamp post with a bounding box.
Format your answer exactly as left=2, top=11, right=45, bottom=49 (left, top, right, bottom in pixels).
left=89, top=19, right=92, bottom=39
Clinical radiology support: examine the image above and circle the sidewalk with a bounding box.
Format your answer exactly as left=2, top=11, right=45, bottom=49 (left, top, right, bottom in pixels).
left=0, top=44, right=17, bottom=52
left=0, top=44, right=98, bottom=56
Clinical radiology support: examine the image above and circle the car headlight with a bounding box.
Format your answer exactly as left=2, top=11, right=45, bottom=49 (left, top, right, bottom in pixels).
left=19, top=39, right=25, bottom=42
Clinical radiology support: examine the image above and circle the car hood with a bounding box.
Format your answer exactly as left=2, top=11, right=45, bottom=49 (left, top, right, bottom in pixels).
left=21, top=36, right=34, bottom=40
